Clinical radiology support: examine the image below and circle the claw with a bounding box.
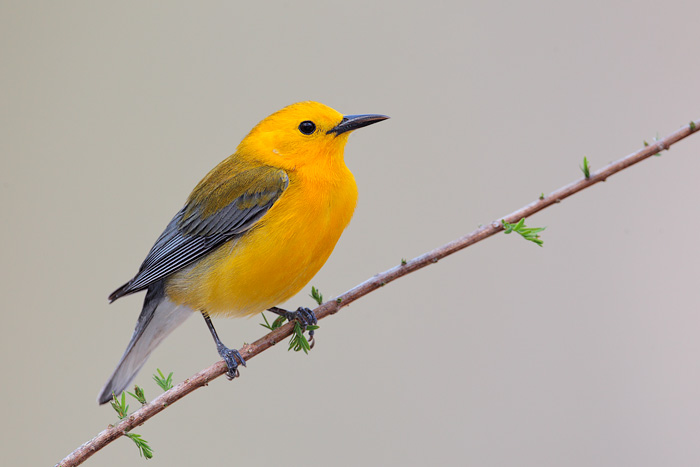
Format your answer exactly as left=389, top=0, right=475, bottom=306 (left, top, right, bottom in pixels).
left=203, top=312, right=247, bottom=380
left=295, top=307, right=317, bottom=339
left=218, top=344, right=246, bottom=380
left=267, top=306, right=318, bottom=341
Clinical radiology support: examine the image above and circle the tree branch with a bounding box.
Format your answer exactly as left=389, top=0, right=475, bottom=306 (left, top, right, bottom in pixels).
left=57, top=120, right=699, bottom=467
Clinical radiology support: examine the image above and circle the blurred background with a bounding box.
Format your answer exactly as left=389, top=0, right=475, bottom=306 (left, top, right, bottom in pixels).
left=2, top=1, right=699, bottom=466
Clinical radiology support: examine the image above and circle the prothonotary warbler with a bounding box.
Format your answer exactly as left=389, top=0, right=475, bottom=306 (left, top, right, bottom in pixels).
left=98, top=101, right=388, bottom=404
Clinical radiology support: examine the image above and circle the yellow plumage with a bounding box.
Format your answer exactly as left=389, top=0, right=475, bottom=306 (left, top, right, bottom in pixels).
left=166, top=149, right=358, bottom=316
left=98, top=101, right=387, bottom=404
left=167, top=102, right=359, bottom=315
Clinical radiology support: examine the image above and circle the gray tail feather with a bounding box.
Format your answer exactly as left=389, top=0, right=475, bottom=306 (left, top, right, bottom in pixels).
left=98, top=283, right=192, bottom=404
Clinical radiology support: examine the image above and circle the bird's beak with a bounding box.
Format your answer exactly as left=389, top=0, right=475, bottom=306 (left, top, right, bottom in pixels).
left=327, top=114, right=389, bottom=135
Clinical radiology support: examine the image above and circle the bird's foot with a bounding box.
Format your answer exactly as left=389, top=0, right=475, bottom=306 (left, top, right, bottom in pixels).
left=268, top=306, right=318, bottom=346
left=217, top=344, right=246, bottom=380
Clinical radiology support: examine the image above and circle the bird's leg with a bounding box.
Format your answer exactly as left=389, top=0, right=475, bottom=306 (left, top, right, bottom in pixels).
left=201, top=311, right=246, bottom=380
left=267, top=306, right=318, bottom=346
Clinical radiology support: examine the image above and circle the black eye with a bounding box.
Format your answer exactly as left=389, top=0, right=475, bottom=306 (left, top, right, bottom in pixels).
left=298, top=120, right=316, bottom=135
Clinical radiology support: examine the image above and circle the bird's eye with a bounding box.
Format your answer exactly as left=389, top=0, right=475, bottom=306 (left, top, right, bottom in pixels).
left=298, top=120, right=316, bottom=135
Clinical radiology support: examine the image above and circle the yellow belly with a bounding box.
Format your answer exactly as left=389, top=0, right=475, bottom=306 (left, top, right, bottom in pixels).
left=164, top=170, right=357, bottom=317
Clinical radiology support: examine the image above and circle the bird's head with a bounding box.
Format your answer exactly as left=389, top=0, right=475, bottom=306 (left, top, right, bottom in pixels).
left=238, top=101, right=388, bottom=170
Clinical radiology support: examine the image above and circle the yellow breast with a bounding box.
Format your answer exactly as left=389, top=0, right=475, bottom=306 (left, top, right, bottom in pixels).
left=165, top=166, right=358, bottom=317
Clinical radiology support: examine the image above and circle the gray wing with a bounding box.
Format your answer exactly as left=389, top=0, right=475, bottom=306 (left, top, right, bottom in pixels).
left=109, top=167, right=288, bottom=301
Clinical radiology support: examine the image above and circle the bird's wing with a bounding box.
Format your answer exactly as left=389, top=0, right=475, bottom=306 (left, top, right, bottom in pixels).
left=109, top=166, right=289, bottom=301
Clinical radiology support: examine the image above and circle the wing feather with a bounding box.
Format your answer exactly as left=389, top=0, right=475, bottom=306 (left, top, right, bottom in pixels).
left=109, top=166, right=289, bottom=301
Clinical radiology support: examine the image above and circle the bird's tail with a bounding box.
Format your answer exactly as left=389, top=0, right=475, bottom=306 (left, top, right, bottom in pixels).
left=97, top=283, right=192, bottom=404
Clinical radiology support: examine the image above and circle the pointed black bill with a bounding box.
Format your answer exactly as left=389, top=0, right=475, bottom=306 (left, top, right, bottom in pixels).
left=327, top=114, right=389, bottom=135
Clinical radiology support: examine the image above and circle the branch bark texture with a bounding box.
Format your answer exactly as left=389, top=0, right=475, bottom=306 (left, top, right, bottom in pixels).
left=57, top=120, right=699, bottom=467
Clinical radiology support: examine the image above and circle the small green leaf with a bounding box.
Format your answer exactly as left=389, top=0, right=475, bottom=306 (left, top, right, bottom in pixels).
left=501, top=218, right=546, bottom=247
left=539, top=193, right=545, bottom=200
left=310, top=286, right=323, bottom=306
left=288, top=322, right=318, bottom=354
left=127, top=385, right=147, bottom=405
left=690, top=121, right=697, bottom=131
left=110, top=392, right=129, bottom=420
left=259, top=312, right=273, bottom=330
left=125, top=432, right=154, bottom=459
left=153, top=369, right=173, bottom=391
left=580, top=156, right=591, bottom=179
left=260, top=312, right=286, bottom=331
left=401, top=258, right=407, bottom=266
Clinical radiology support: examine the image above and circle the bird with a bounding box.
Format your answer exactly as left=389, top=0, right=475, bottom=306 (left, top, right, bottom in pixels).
left=97, top=101, right=388, bottom=404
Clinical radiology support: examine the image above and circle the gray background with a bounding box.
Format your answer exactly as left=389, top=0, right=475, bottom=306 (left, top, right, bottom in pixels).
left=2, top=1, right=700, bottom=466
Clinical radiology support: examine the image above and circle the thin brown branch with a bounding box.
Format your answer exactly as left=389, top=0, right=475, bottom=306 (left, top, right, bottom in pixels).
left=57, top=120, right=699, bottom=467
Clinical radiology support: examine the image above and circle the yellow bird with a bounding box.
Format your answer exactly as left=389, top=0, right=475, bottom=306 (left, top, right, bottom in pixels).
left=98, top=102, right=388, bottom=404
